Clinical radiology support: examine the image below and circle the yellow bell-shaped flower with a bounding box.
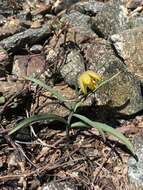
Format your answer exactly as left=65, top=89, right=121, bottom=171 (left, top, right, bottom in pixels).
left=79, top=70, right=101, bottom=95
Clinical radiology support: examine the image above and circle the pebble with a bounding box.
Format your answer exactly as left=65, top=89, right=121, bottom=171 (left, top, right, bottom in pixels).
left=30, top=44, right=43, bottom=53
left=0, top=15, right=6, bottom=26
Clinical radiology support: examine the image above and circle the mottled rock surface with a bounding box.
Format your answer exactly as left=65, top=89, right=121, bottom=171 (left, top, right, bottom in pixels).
left=83, top=38, right=143, bottom=115
left=0, top=81, right=23, bottom=96
left=13, top=54, right=46, bottom=79
left=128, top=133, right=143, bottom=189
left=75, top=1, right=105, bottom=15
left=127, top=0, right=143, bottom=10
left=0, top=23, right=52, bottom=51
left=59, top=36, right=143, bottom=115
left=61, top=10, right=97, bottom=43
left=111, top=27, right=143, bottom=82
left=60, top=45, right=85, bottom=86
left=0, top=17, right=24, bottom=41
left=0, top=46, right=9, bottom=74
left=91, top=0, right=129, bottom=38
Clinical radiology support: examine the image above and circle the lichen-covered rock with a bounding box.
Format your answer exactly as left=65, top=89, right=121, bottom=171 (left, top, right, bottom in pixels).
left=0, top=17, right=24, bottom=41
left=82, top=38, right=143, bottom=115
left=128, top=16, right=143, bottom=28
left=60, top=10, right=97, bottom=43
left=75, top=1, right=105, bottom=16
left=111, top=27, right=143, bottom=82
left=60, top=45, right=85, bottom=86
left=90, top=0, right=129, bottom=38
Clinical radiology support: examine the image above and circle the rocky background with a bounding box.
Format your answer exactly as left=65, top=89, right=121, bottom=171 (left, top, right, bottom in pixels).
left=1, top=0, right=143, bottom=189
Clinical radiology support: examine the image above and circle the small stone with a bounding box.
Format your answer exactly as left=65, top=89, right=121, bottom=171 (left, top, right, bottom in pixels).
left=8, top=153, right=18, bottom=168
left=30, top=44, right=43, bottom=53
left=0, top=15, right=6, bottom=26
left=31, top=20, right=42, bottom=28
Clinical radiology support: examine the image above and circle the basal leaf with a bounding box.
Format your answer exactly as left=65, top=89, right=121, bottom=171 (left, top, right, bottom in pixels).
left=9, top=114, right=67, bottom=135
left=72, top=114, right=134, bottom=154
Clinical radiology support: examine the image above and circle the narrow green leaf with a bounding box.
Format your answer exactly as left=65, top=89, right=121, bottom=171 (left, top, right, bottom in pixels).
left=26, top=76, right=72, bottom=110
left=72, top=114, right=134, bottom=154
left=9, top=114, right=67, bottom=135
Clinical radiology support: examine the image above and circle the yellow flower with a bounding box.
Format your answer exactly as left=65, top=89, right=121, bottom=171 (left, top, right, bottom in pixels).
left=79, top=70, right=101, bottom=95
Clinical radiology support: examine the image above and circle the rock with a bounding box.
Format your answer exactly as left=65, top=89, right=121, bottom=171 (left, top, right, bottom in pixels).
left=0, top=23, right=52, bottom=51
left=30, top=2, right=52, bottom=16
left=13, top=54, right=46, bottom=79
left=83, top=38, right=143, bottom=115
left=128, top=133, right=143, bottom=189
left=0, top=15, right=6, bottom=26
left=60, top=10, right=97, bottom=43
left=52, top=0, right=80, bottom=13
left=8, top=153, right=18, bottom=168
left=0, top=46, right=9, bottom=77
left=0, top=81, right=23, bottom=96
left=17, top=10, right=32, bottom=22
left=30, top=44, right=43, bottom=53
left=60, top=43, right=85, bottom=86
left=42, top=181, right=78, bottom=190
left=75, top=1, right=105, bottom=16
left=84, top=39, right=143, bottom=115
left=127, top=0, right=143, bottom=10
left=17, top=11, right=32, bottom=28
left=91, top=0, right=129, bottom=38
left=46, top=10, right=98, bottom=84
left=110, top=27, right=143, bottom=82
left=128, top=16, right=143, bottom=28
left=0, top=0, right=20, bottom=16
left=0, top=17, right=24, bottom=41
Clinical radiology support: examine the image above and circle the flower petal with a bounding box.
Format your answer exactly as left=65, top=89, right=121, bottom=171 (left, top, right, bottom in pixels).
left=79, top=75, right=88, bottom=94
left=81, top=72, right=91, bottom=85
left=87, top=70, right=101, bottom=81
left=79, top=70, right=101, bottom=95
left=89, top=80, right=96, bottom=91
